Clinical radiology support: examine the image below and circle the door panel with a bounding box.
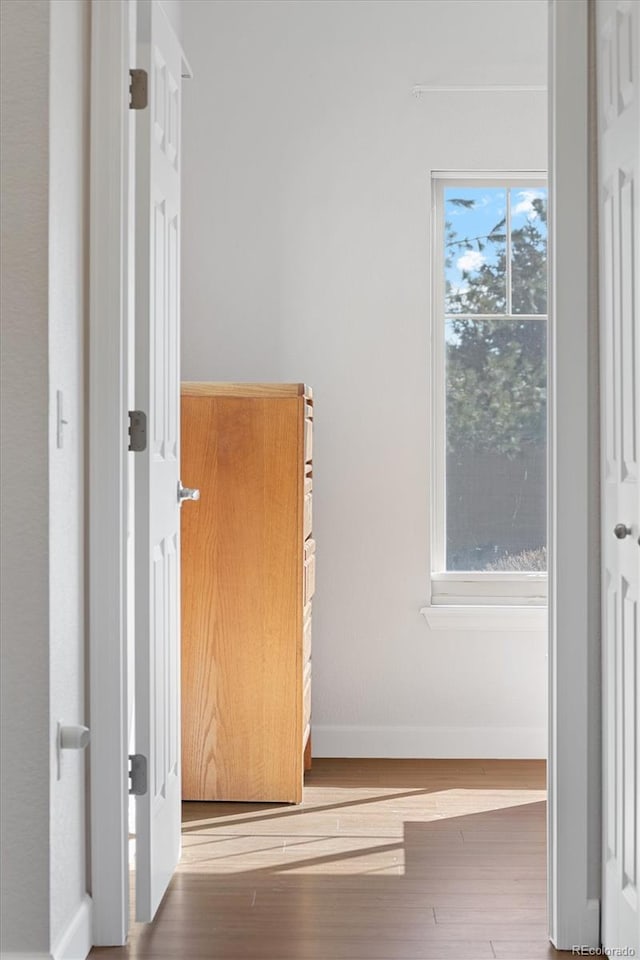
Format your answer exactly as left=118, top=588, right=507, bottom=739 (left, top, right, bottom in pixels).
left=598, top=0, right=640, bottom=952
left=134, top=0, right=184, bottom=924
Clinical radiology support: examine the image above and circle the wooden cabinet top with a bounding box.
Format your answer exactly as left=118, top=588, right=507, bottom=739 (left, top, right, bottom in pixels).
left=182, top=382, right=312, bottom=400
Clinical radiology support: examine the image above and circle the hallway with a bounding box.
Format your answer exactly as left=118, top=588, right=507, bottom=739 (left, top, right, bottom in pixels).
left=91, top=759, right=561, bottom=959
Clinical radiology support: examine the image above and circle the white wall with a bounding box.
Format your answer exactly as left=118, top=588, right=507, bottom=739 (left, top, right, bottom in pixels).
left=182, top=0, right=549, bottom=758
left=1, top=1, right=51, bottom=953
left=0, top=1, right=91, bottom=956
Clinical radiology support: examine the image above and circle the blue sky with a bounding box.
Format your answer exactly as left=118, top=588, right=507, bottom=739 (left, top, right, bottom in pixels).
left=444, top=186, right=547, bottom=313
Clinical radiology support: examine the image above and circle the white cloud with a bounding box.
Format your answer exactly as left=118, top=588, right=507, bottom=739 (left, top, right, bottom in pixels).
left=456, top=249, right=485, bottom=273
left=513, top=190, right=544, bottom=219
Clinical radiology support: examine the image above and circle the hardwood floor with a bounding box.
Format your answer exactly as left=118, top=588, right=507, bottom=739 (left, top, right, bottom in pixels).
left=91, top=759, right=562, bottom=960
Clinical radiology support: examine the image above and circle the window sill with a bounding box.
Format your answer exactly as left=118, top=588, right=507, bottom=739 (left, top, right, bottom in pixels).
left=420, top=604, right=548, bottom=632
left=430, top=573, right=548, bottom=606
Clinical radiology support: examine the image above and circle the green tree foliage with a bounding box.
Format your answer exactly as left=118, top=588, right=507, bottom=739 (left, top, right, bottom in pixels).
left=511, top=199, right=548, bottom=314
left=445, top=197, right=547, bottom=457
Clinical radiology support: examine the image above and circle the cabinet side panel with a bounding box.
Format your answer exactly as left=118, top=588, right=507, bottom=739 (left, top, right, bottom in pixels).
left=181, top=394, right=301, bottom=801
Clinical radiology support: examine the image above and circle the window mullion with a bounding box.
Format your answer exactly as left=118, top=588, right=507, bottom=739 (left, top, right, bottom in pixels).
left=506, top=188, right=512, bottom=316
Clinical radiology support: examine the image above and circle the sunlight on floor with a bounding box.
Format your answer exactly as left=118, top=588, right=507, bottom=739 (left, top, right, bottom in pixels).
left=181, top=786, right=546, bottom=830
left=177, top=787, right=546, bottom=878
left=94, top=762, right=557, bottom=960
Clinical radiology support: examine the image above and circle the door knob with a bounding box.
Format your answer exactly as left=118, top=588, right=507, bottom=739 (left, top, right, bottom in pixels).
left=613, top=523, right=632, bottom=539
left=178, top=482, right=200, bottom=504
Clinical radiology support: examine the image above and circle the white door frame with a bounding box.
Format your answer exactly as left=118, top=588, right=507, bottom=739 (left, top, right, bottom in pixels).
left=89, top=0, right=131, bottom=945
left=547, top=0, right=601, bottom=949
left=87, top=0, right=602, bottom=949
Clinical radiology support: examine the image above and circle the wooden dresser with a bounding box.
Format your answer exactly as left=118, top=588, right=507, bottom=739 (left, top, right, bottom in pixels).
left=180, top=382, right=314, bottom=803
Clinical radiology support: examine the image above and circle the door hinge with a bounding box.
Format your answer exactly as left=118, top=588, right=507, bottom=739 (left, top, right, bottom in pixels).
left=129, top=68, right=148, bottom=110
left=128, top=410, right=147, bottom=452
left=128, top=754, right=148, bottom=796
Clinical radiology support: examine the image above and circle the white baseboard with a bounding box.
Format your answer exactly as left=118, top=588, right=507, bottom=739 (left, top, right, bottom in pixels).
left=1, top=954, right=51, bottom=959
left=1, top=896, right=93, bottom=960
left=51, top=895, right=93, bottom=960
left=312, top=724, right=547, bottom=759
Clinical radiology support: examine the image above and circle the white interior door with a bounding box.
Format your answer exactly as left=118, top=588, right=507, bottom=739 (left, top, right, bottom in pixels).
left=134, top=0, right=184, bottom=923
left=598, top=0, right=640, bottom=952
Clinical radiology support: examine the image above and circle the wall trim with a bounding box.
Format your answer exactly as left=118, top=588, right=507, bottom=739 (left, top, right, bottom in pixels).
left=51, top=895, right=92, bottom=960
left=547, top=0, right=601, bottom=949
left=0, top=955, right=52, bottom=960
left=413, top=84, right=547, bottom=94
left=313, top=725, right=547, bottom=759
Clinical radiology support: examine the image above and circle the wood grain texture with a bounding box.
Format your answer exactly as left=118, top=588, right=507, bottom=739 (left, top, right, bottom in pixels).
left=90, top=760, right=562, bottom=960
left=304, top=417, right=313, bottom=462
left=182, top=381, right=312, bottom=399
left=181, top=388, right=309, bottom=803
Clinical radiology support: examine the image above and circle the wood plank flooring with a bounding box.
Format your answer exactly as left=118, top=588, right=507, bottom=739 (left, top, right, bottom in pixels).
left=91, top=759, right=562, bottom=960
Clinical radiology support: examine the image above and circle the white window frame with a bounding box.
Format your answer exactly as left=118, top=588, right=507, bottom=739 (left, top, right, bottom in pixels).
left=429, top=171, right=549, bottom=608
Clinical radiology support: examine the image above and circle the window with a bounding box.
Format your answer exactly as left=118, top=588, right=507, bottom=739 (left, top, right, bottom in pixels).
left=430, top=174, right=548, bottom=607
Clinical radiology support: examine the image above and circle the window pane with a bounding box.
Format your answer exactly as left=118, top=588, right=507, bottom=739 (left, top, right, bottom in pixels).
left=444, top=188, right=507, bottom=314
left=510, top=187, right=548, bottom=314
left=445, top=317, right=547, bottom=571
